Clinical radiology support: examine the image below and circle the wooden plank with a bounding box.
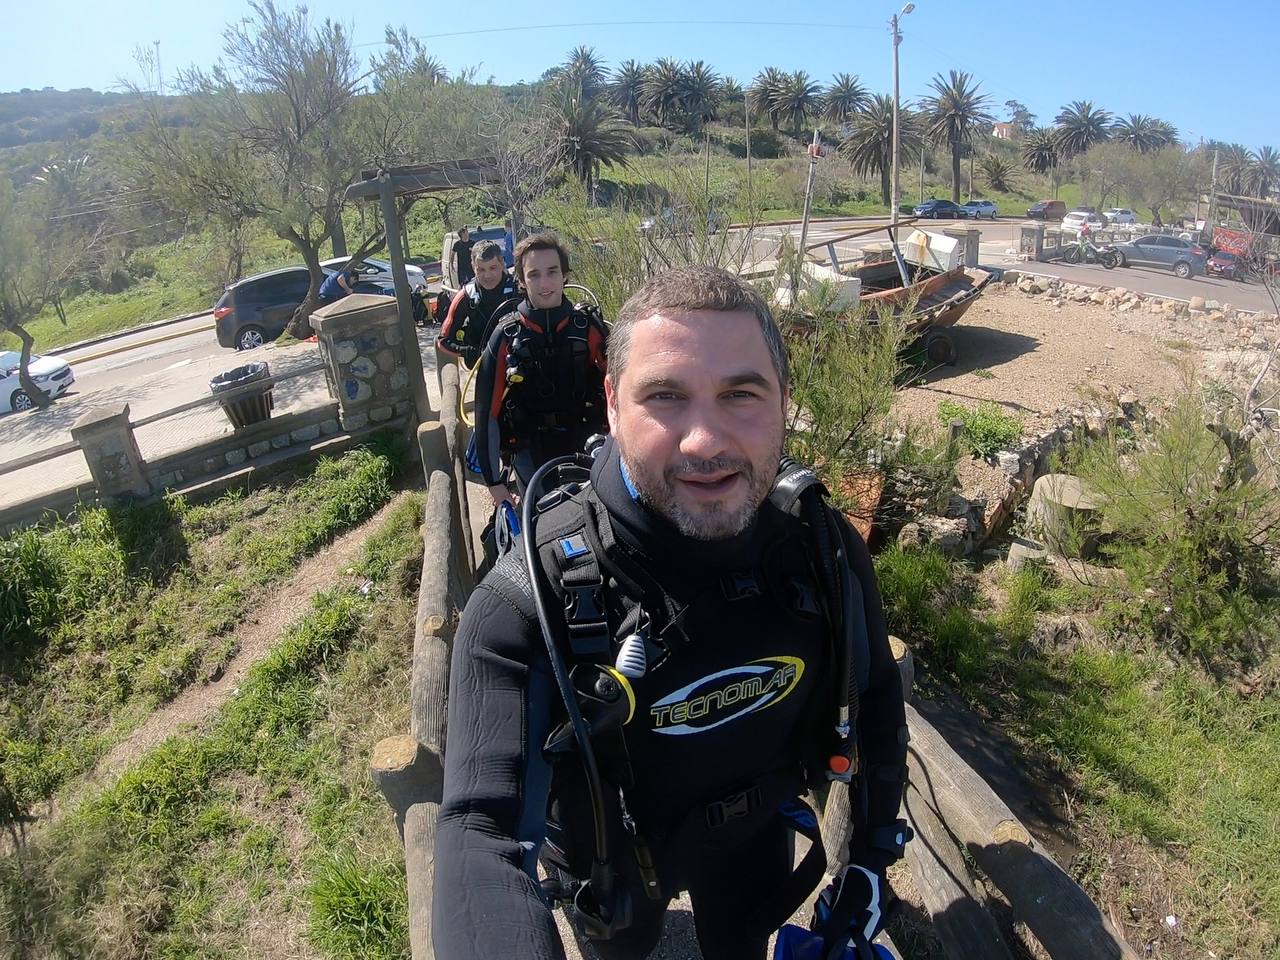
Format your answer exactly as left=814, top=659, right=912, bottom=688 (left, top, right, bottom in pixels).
left=903, top=769, right=1014, bottom=960
left=906, top=702, right=1139, bottom=960
left=0, top=438, right=81, bottom=477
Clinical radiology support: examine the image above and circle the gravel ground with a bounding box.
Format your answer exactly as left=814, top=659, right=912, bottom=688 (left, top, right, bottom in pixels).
left=893, top=281, right=1272, bottom=439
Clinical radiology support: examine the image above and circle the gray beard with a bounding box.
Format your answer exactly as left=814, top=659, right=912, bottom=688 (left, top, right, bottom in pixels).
left=620, top=450, right=775, bottom=541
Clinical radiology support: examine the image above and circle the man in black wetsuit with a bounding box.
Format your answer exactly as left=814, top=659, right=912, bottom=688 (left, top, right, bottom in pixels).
left=435, top=266, right=909, bottom=960
left=453, top=225, right=475, bottom=286
left=437, top=240, right=519, bottom=368
left=471, top=232, right=608, bottom=509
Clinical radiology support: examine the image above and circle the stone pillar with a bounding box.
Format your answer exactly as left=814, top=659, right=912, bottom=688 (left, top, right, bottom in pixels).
left=1019, top=223, right=1045, bottom=261
left=311, top=293, right=414, bottom=432
left=71, top=403, right=150, bottom=497
left=943, top=228, right=981, bottom=268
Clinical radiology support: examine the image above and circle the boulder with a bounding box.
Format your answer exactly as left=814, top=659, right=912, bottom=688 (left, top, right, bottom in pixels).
left=1089, top=291, right=1108, bottom=304
left=897, top=516, right=972, bottom=557
left=1204, top=299, right=1222, bottom=311
left=1002, top=270, right=1021, bottom=285
left=1006, top=535, right=1049, bottom=573
left=1189, top=296, right=1206, bottom=312
left=1026, top=474, right=1108, bottom=559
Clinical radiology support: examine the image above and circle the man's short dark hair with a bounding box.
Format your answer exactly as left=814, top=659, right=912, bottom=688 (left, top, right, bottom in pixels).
left=610, top=266, right=788, bottom=389
left=471, top=239, right=503, bottom=263
left=514, top=232, right=570, bottom=283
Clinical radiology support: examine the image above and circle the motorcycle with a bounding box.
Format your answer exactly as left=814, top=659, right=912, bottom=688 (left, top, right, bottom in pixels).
left=1065, top=237, right=1120, bottom=269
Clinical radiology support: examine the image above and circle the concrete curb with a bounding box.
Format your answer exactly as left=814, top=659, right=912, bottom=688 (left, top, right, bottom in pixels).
left=46, top=309, right=213, bottom=357
left=69, top=322, right=217, bottom=364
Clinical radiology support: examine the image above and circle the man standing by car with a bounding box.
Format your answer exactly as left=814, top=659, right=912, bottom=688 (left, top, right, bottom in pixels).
left=472, top=233, right=608, bottom=507
left=453, top=225, right=475, bottom=286
left=317, top=264, right=356, bottom=306
left=437, top=239, right=520, bottom=368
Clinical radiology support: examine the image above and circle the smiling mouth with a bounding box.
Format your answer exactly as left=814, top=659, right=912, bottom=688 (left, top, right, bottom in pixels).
left=676, top=473, right=740, bottom=495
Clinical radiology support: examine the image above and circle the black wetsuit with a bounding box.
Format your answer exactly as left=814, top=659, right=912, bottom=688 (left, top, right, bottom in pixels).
left=454, top=237, right=475, bottom=285
left=437, top=274, right=520, bottom=368
left=433, top=440, right=908, bottom=959
left=471, top=298, right=608, bottom=491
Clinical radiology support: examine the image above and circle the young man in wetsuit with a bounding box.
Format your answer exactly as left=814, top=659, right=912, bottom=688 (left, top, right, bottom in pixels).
left=436, top=239, right=519, bottom=368
left=471, top=232, right=608, bottom=509
left=435, top=266, right=910, bottom=960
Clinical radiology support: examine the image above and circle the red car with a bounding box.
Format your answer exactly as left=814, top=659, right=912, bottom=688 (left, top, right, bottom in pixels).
left=1206, top=251, right=1242, bottom=280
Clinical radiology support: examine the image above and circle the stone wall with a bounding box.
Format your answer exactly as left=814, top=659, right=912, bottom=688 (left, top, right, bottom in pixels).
left=312, top=293, right=415, bottom=431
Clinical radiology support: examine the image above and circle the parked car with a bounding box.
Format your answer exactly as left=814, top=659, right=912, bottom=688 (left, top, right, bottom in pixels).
left=960, top=199, right=998, bottom=220
left=0, top=350, right=74, bottom=413
left=639, top=205, right=726, bottom=237
left=913, top=198, right=964, bottom=219
left=441, top=224, right=540, bottom=287
left=1061, top=211, right=1108, bottom=235
left=1206, top=250, right=1243, bottom=280
left=213, top=265, right=394, bottom=350
left=320, top=256, right=428, bottom=290
left=1104, top=208, right=1137, bottom=225
left=1110, top=234, right=1207, bottom=278
left=1027, top=199, right=1067, bottom=220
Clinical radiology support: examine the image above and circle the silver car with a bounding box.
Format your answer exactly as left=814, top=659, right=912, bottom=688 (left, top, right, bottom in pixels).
left=1111, top=234, right=1207, bottom=279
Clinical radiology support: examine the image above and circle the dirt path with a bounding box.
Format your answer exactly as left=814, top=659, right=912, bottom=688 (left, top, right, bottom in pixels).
left=9, top=493, right=413, bottom=849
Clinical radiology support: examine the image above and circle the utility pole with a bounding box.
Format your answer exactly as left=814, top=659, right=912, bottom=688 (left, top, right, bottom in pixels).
left=154, top=40, right=163, bottom=96
left=1207, top=146, right=1220, bottom=230
left=795, top=129, right=822, bottom=295
left=745, top=103, right=753, bottom=214
left=919, top=146, right=926, bottom=204
left=891, top=3, right=914, bottom=232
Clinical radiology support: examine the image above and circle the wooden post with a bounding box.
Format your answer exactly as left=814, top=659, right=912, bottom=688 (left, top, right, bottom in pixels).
left=904, top=767, right=1015, bottom=960
left=370, top=736, right=444, bottom=839
left=822, top=638, right=915, bottom=876
left=437, top=360, right=476, bottom=585
left=905, top=702, right=1139, bottom=959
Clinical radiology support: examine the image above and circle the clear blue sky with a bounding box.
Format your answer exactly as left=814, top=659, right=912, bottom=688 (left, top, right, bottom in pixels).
left=3, top=0, right=1276, bottom=150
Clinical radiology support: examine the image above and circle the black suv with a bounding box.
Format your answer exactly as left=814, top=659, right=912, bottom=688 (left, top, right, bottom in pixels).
left=214, top=267, right=313, bottom=350
left=213, top=266, right=399, bottom=350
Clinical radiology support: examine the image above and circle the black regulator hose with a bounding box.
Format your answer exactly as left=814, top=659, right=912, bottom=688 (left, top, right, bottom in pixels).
left=520, top=455, right=616, bottom=906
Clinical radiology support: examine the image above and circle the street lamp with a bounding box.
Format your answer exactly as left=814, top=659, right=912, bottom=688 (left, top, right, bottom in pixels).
left=891, top=3, right=914, bottom=233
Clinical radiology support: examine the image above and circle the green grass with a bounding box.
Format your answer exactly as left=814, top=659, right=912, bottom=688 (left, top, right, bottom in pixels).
left=937, top=399, right=1023, bottom=458
left=0, top=492, right=423, bottom=958
left=0, top=442, right=401, bottom=815
left=877, top=545, right=1280, bottom=957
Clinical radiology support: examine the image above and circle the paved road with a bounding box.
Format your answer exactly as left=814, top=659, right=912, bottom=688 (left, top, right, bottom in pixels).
left=763, top=216, right=1277, bottom=313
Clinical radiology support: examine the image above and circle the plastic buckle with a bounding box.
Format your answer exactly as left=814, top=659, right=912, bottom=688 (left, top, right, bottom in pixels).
left=706, top=785, right=762, bottom=828
left=564, top=583, right=610, bottom=656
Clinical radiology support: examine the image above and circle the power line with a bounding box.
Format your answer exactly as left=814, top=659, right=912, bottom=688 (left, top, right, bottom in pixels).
left=356, top=19, right=879, bottom=47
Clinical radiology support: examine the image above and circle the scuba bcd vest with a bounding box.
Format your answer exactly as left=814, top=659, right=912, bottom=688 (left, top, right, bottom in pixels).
left=497, top=301, right=606, bottom=446
left=507, top=449, right=890, bottom=942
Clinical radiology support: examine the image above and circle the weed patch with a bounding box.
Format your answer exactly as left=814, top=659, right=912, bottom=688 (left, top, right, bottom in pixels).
left=877, top=545, right=1280, bottom=957
left=0, top=444, right=399, bottom=815
left=0, top=492, right=422, bottom=958
left=937, top=399, right=1022, bottom=458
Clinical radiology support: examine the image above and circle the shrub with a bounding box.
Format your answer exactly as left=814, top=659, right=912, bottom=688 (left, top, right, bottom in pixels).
left=1077, top=385, right=1280, bottom=661
left=937, top=399, right=1022, bottom=458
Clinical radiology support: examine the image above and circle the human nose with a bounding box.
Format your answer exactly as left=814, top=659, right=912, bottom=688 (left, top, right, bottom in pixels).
left=678, top=402, right=730, bottom=461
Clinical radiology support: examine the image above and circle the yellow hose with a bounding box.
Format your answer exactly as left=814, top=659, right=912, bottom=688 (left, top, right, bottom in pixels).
left=460, top=359, right=479, bottom=427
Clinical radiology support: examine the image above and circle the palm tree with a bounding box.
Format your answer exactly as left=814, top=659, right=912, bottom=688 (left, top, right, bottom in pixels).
left=1111, top=114, right=1176, bottom=154
left=641, top=57, right=688, bottom=130
left=548, top=84, right=635, bottom=197
left=774, top=70, right=822, bottom=137
left=822, top=73, right=870, bottom=125
left=749, top=67, right=787, bottom=130
left=560, top=45, right=606, bottom=95
left=1021, top=127, right=1060, bottom=176
left=1054, top=100, right=1111, bottom=158
left=1218, top=143, right=1253, bottom=195
left=839, top=95, right=922, bottom=206
left=1250, top=146, right=1280, bottom=198
left=609, top=59, right=646, bottom=126
left=682, top=60, right=722, bottom=133
left=921, top=69, right=993, bottom=202
left=978, top=154, right=1017, bottom=192
left=720, top=77, right=745, bottom=104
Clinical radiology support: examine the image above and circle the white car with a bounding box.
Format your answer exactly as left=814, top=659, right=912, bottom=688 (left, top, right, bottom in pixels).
left=960, top=199, right=998, bottom=220
left=0, top=350, right=75, bottom=413
left=320, top=256, right=428, bottom=290
left=1061, top=211, right=1107, bottom=235
left=1103, top=208, right=1137, bottom=225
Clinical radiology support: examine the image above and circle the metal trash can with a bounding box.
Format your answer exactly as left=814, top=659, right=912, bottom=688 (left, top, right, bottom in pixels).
left=210, top=361, right=274, bottom=429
